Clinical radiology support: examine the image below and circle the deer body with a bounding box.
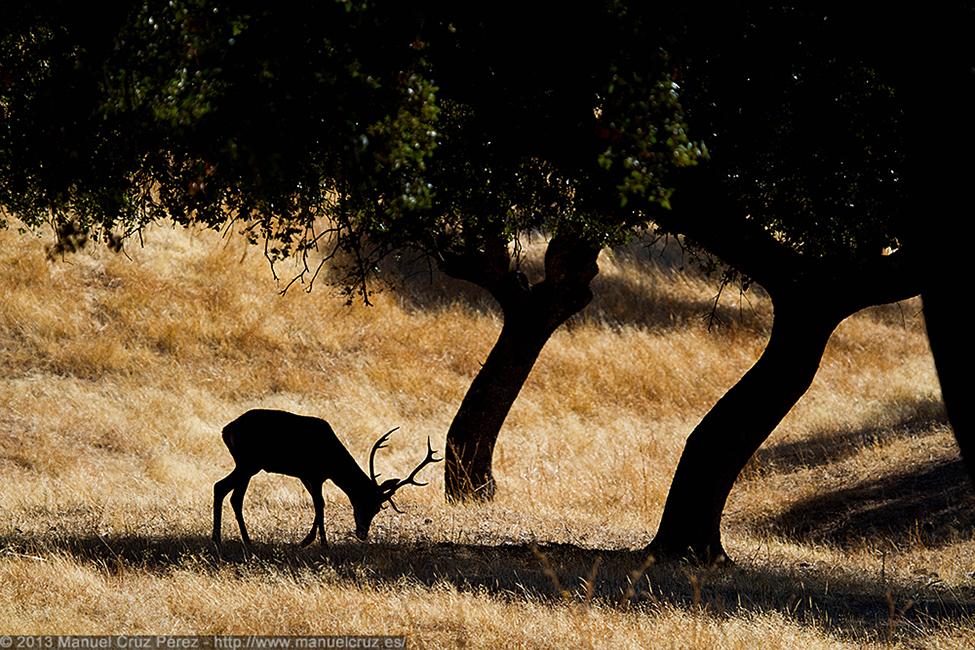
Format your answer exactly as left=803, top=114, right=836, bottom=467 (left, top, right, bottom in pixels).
left=213, top=409, right=440, bottom=546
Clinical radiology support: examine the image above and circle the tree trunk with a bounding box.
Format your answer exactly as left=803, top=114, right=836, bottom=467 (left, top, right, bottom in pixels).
left=443, top=233, right=601, bottom=501
left=648, top=299, right=840, bottom=563
left=924, top=264, right=971, bottom=480
left=444, top=312, right=553, bottom=500
left=907, top=56, right=972, bottom=486
left=893, top=5, right=973, bottom=485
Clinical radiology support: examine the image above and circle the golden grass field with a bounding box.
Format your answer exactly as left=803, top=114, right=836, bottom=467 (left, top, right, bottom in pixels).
left=0, top=224, right=972, bottom=648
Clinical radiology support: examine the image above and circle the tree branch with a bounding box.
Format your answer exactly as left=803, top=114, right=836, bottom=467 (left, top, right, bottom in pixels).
left=531, top=231, right=602, bottom=325
left=827, top=247, right=922, bottom=314
left=649, top=165, right=808, bottom=296
left=436, top=231, right=518, bottom=304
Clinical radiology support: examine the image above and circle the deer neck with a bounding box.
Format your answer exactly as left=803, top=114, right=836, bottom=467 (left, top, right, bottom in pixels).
left=331, top=461, right=377, bottom=501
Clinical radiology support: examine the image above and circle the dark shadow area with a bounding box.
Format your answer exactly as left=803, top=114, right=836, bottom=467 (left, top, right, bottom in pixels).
left=379, top=239, right=771, bottom=335
left=762, top=457, right=975, bottom=550
left=754, top=398, right=949, bottom=474
left=581, top=263, right=771, bottom=334
left=1, top=531, right=972, bottom=641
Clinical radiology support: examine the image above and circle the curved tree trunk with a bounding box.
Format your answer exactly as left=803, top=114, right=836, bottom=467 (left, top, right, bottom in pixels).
left=648, top=299, right=840, bottom=563
left=444, top=312, right=553, bottom=500
left=443, top=233, right=600, bottom=501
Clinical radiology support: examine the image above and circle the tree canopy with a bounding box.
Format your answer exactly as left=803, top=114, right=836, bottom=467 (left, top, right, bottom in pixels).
left=2, top=2, right=439, bottom=282
left=1, top=1, right=703, bottom=291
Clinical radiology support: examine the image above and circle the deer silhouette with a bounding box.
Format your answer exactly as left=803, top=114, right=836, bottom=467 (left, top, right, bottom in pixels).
left=213, top=409, right=442, bottom=546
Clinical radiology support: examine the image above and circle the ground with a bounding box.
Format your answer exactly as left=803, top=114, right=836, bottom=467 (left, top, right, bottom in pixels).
left=0, top=225, right=972, bottom=648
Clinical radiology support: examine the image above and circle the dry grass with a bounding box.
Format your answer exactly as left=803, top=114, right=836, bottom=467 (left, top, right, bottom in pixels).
left=1, top=225, right=972, bottom=648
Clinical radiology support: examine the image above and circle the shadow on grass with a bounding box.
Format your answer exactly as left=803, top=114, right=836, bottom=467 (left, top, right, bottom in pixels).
left=754, top=398, right=949, bottom=474
left=383, top=245, right=771, bottom=335
left=761, top=456, right=975, bottom=551
left=582, top=264, right=770, bottom=334
left=1, top=530, right=973, bottom=641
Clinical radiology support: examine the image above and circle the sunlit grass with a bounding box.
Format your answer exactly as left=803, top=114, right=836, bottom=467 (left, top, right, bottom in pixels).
left=0, top=225, right=971, bottom=647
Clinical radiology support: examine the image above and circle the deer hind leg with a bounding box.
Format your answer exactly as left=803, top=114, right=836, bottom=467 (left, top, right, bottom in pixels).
left=226, top=470, right=254, bottom=545
left=300, top=479, right=327, bottom=547
left=213, top=470, right=242, bottom=544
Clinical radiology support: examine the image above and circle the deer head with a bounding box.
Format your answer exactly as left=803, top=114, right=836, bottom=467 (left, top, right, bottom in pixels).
left=353, top=428, right=443, bottom=540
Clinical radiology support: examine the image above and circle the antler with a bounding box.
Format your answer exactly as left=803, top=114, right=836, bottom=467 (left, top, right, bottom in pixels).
left=369, top=427, right=399, bottom=482
left=383, top=436, right=443, bottom=498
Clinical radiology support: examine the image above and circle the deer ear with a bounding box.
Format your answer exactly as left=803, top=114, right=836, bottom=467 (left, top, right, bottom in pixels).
left=379, top=478, right=399, bottom=493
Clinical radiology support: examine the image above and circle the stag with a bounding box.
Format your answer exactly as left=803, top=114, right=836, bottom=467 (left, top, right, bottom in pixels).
left=213, top=409, right=442, bottom=545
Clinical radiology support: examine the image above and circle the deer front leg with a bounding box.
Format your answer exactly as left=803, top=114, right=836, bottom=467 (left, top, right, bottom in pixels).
left=300, top=479, right=327, bottom=547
